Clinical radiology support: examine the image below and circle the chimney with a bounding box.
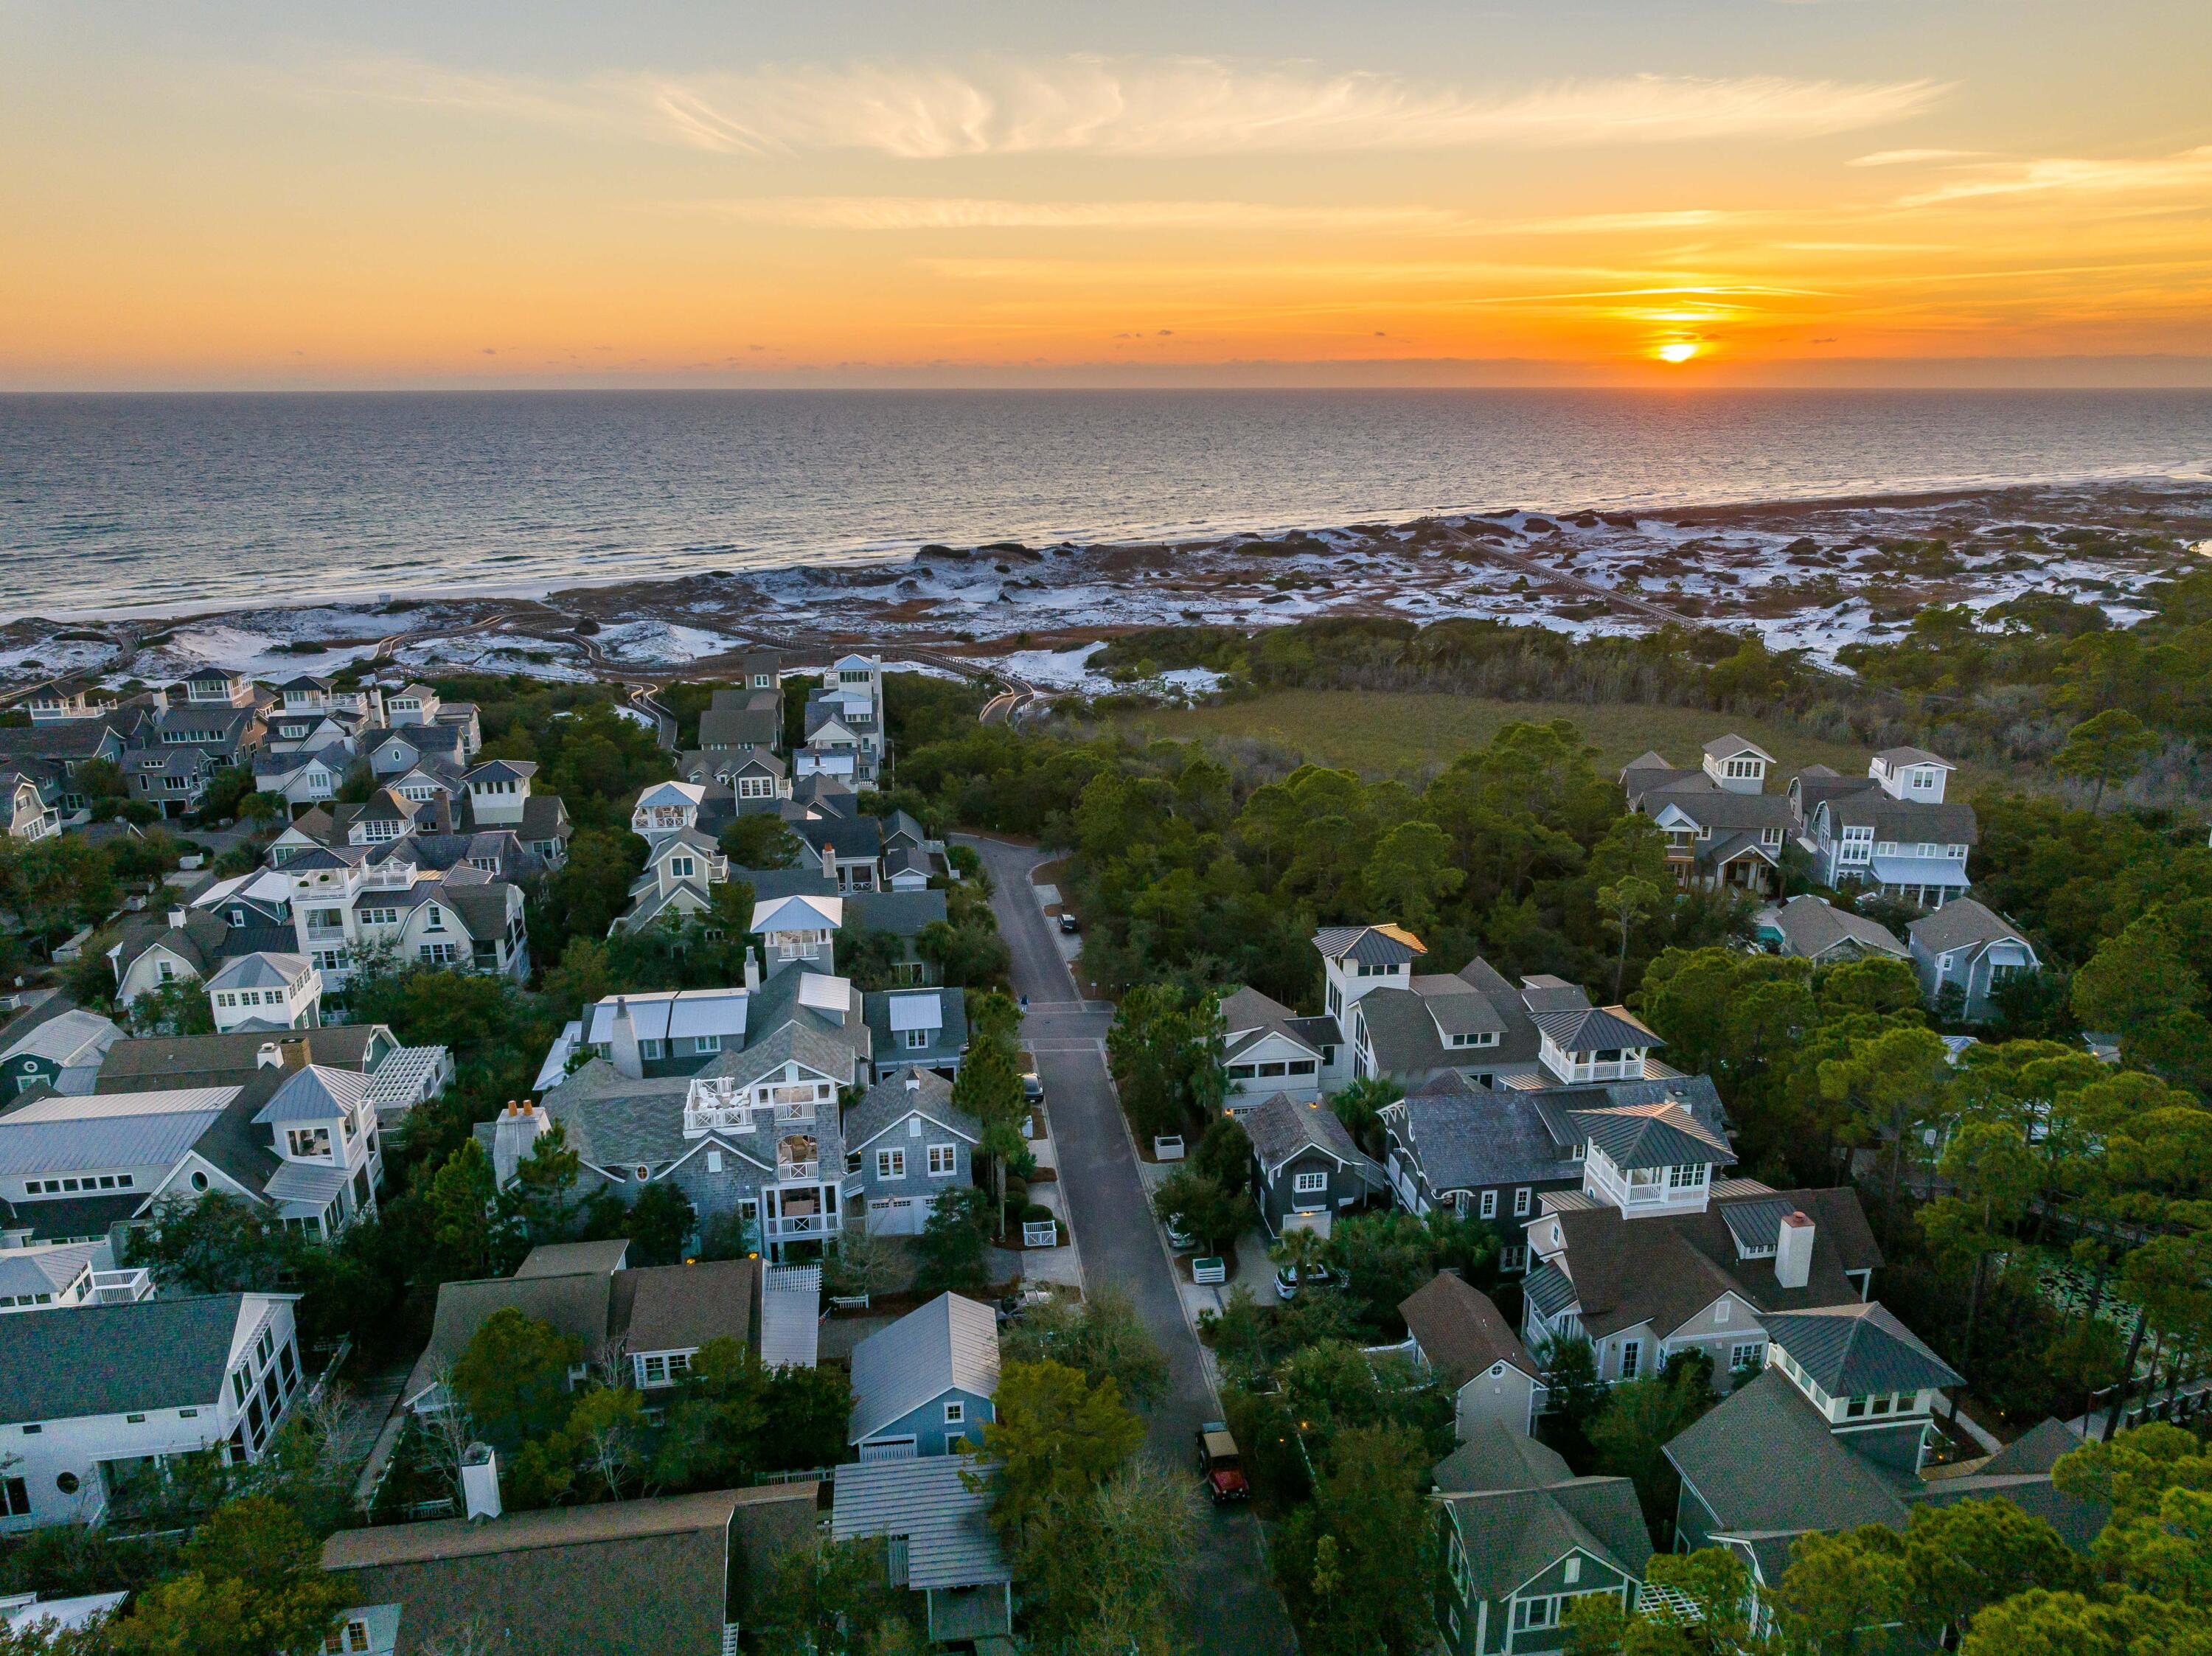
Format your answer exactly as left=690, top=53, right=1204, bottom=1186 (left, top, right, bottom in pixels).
left=1775, top=1211, right=1815, bottom=1290
left=743, top=950, right=761, bottom=994
left=609, top=998, right=644, bottom=1080
left=167, top=907, right=188, bottom=931
left=491, top=1100, right=549, bottom=1186
left=461, top=1443, right=503, bottom=1520
left=257, top=1041, right=282, bottom=1071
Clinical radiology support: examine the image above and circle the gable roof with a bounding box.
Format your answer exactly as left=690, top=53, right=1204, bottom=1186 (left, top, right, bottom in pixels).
left=848, top=1292, right=1000, bottom=1443
left=1312, top=923, right=1427, bottom=967
left=1978, top=1418, right=2083, bottom=1478
left=1665, top=1366, right=1911, bottom=1535
left=95, top=1025, right=385, bottom=1088
left=833, top=1455, right=1011, bottom=1590
left=1433, top=1422, right=1575, bottom=1495
left=843, top=1068, right=979, bottom=1155
left=1438, top=1478, right=1653, bottom=1602
left=1760, top=1301, right=1963, bottom=1396
left=1756, top=896, right=1907, bottom=961
left=0, top=1293, right=269, bottom=1420
left=1244, top=1090, right=1377, bottom=1185
left=1703, top=734, right=1775, bottom=762
left=611, top=1259, right=758, bottom=1355
left=0, top=1007, right=121, bottom=1067
left=1908, top=898, right=2028, bottom=956
left=751, top=892, right=845, bottom=934
left=1393, top=1079, right=1580, bottom=1192
left=1402, top=1273, right=1539, bottom=1386
left=403, top=1269, right=616, bottom=1403
left=1873, top=746, right=1953, bottom=770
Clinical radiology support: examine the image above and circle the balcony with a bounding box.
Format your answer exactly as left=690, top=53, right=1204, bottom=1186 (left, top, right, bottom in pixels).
left=684, top=1102, right=757, bottom=1136
left=765, top=1211, right=839, bottom=1240
left=89, top=1268, right=154, bottom=1304
left=778, top=1158, right=819, bottom=1181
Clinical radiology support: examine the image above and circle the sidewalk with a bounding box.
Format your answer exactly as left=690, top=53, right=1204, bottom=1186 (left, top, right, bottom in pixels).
left=1015, top=1090, right=1085, bottom=1291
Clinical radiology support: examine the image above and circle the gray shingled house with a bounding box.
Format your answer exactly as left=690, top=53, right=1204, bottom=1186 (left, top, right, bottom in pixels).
left=1243, top=1090, right=1382, bottom=1239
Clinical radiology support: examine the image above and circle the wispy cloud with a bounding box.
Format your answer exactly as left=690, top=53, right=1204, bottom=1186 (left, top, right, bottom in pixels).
left=677, top=197, right=1468, bottom=231
left=1893, top=145, right=2212, bottom=206
left=318, top=55, right=1947, bottom=158
left=1848, top=147, right=1986, bottom=167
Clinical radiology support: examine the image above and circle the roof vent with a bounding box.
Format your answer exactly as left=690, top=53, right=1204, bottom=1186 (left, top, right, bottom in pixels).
left=257, top=1042, right=282, bottom=1071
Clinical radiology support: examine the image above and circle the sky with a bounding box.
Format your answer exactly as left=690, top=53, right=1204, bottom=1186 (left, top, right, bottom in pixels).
left=2, top=0, right=2208, bottom=389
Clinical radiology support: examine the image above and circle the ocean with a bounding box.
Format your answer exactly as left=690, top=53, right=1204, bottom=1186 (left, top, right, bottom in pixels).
left=3, top=389, right=2211, bottom=619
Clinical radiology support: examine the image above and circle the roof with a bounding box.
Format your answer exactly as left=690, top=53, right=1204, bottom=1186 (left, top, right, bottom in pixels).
left=582, top=991, right=749, bottom=1047
left=1756, top=897, right=1907, bottom=961
left=323, top=1485, right=817, bottom=1656
left=1312, top=923, right=1427, bottom=966
left=833, top=1455, right=1011, bottom=1590
left=1433, top=1422, right=1574, bottom=1495
left=1978, top=1418, right=2083, bottom=1477
left=0, top=1087, right=238, bottom=1177
left=759, top=1264, right=821, bottom=1369
left=612, top=1259, right=758, bottom=1355
left=848, top=1292, right=1001, bottom=1443
left=251, top=1065, right=371, bottom=1125
left=515, top=1239, right=633, bottom=1278
left=1666, top=1367, right=1911, bottom=1535
left=0, top=1008, right=119, bottom=1067
left=1820, top=790, right=1979, bottom=845
left=751, top=892, right=845, bottom=934
left=1873, top=746, right=1953, bottom=770
left=1437, top=1478, right=1653, bottom=1602
left=1761, top=1301, right=1964, bottom=1396
left=1703, top=734, right=1775, bottom=762
left=1909, top=899, right=2028, bottom=956
left=1574, top=1102, right=1732, bottom=1170
left=843, top=1068, right=979, bottom=1155
left=0, top=1293, right=267, bottom=1421
left=95, top=1024, right=384, bottom=1088
left=1245, top=1091, right=1379, bottom=1185
left=846, top=888, right=948, bottom=937
left=1534, top=1003, right=1660, bottom=1054
left=1548, top=1185, right=1882, bottom=1341
left=403, top=1269, right=616, bottom=1402
left=1401, top=1273, right=1539, bottom=1387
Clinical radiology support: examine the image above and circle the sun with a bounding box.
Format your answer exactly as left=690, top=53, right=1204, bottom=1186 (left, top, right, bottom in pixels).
left=1655, top=341, right=1701, bottom=364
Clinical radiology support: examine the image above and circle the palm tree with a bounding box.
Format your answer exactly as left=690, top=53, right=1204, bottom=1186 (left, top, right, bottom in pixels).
left=1269, top=1225, right=1327, bottom=1293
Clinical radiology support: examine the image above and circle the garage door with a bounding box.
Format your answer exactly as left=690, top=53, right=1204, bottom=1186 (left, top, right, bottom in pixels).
left=869, top=1197, right=921, bottom=1237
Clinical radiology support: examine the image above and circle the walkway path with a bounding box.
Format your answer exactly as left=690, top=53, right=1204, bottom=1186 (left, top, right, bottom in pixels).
left=957, top=834, right=1298, bottom=1656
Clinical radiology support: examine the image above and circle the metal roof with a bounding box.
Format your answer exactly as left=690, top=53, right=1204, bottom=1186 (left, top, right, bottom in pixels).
left=1760, top=1301, right=1963, bottom=1396
left=751, top=893, right=845, bottom=934
left=0, top=1009, right=119, bottom=1067
left=848, top=1292, right=1001, bottom=1444
left=832, top=1455, right=1011, bottom=1590
left=207, top=952, right=310, bottom=992
left=759, top=1264, right=821, bottom=1370
left=1719, top=1197, right=1795, bottom=1256
left=264, top=1161, right=352, bottom=1206
left=0, top=1088, right=237, bottom=1176
left=885, top=992, right=945, bottom=1033
left=253, top=1065, right=369, bottom=1125
left=1573, top=1102, right=1732, bottom=1169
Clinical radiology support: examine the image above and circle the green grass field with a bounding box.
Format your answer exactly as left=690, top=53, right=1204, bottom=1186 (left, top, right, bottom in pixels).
left=1121, top=689, right=1969, bottom=785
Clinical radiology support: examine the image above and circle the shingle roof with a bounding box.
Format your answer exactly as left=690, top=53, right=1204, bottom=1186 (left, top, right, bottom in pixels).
left=848, top=1292, right=1000, bottom=1444
left=833, top=1455, right=1012, bottom=1590
left=1439, top=1478, right=1652, bottom=1601
left=403, top=1270, right=616, bottom=1402
left=1977, top=1418, right=2083, bottom=1478
left=1703, top=734, right=1775, bottom=762
left=1873, top=746, right=1952, bottom=769
left=1757, top=896, right=1907, bottom=961
left=1908, top=898, right=2025, bottom=956
left=1433, top=1422, right=1574, bottom=1495
left=843, top=1067, right=979, bottom=1155
left=1760, top=1301, right=1963, bottom=1396
left=1822, top=791, right=1978, bottom=845
left=1401, top=1273, right=1539, bottom=1386
left=1244, top=1091, right=1377, bottom=1185
left=0, top=1293, right=264, bottom=1420
left=1312, top=923, right=1427, bottom=966
left=95, top=1025, right=383, bottom=1087
left=207, top=951, right=311, bottom=992
left=1665, top=1367, right=1911, bottom=1535
left=846, top=888, right=948, bottom=937
left=611, top=1259, right=757, bottom=1355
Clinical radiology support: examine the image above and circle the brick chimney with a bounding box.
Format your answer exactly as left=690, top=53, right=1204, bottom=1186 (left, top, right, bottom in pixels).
left=1775, top=1211, right=1815, bottom=1290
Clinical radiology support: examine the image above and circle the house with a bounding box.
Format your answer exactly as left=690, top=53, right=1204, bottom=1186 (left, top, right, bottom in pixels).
left=400, top=1239, right=765, bottom=1410
left=178, top=666, right=257, bottom=709
left=832, top=1455, right=1014, bottom=1645
left=1431, top=1424, right=1652, bottom=1656
left=0, top=1590, right=129, bottom=1635
left=321, top=1482, right=818, bottom=1656
left=205, top=952, right=323, bottom=1033
left=861, top=988, right=967, bottom=1077
left=799, top=655, right=888, bottom=787
left=575, top=989, right=752, bottom=1078
left=91, top=1023, right=434, bottom=1143
left=1752, top=895, right=1907, bottom=964
left=252, top=742, right=355, bottom=810
left=0, top=1292, right=303, bottom=1532
left=1220, top=986, right=1348, bottom=1108
left=0, top=1008, right=122, bottom=1105
left=191, top=869, right=296, bottom=935
left=1799, top=746, right=1977, bottom=908
left=1908, top=900, right=2041, bottom=1020
left=0, top=1233, right=148, bottom=1315
left=1, top=770, right=60, bottom=841
left=1244, top=1090, right=1381, bottom=1239
left=841, top=1069, right=980, bottom=1237
left=0, top=717, right=134, bottom=827
left=844, top=888, right=950, bottom=986
left=23, top=681, right=112, bottom=725
left=1378, top=1075, right=1736, bottom=1275
left=518, top=966, right=874, bottom=1259
left=616, top=831, right=729, bottom=934
left=1402, top=1273, right=1548, bottom=1438
left=122, top=746, right=219, bottom=815
left=848, top=1291, right=999, bottom=1459
left=751, top=891, right=846, bottom=973
left=454, top=760, right=569, bottom=866
left=107, top=905, right=298, bottom=1007
left=1523, top=1156, right=1885, bottom=1389
left=1618, top=740, right=1795, bottom=897
left=281, top=850, right=530, bottom=989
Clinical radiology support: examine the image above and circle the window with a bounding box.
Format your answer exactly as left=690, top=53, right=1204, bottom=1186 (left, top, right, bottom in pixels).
left=1514, top=1187, right=1531, bottom=1217
left=928, top=1145, right=957, bottom=1177
left=877, top=1149, right=906, bottom=1180
left=419, top=942, right=458, bottom=964
left=1668, top=1163, right=1703, bottom=1189
left=1618, top=1340, right=1642, bottom=1380
left=1293, top=1170, right=1329, bottom=1195
left=1, top=1477, right=27, bottom=1517
left=423, top=906, right=446, bottom=931
left=324, top=1618, right=372, bottom=1654
left=1513, top=1596, right=1562, bottom=1632
left=1478, top=1189, right=1498, bottom=1219
left=903, top=1026, right=931, bottom=1051
left=1731, top=1343, right=1763, bottom=1372
left=1499, top=1244, right=1528, bottom=1273
left=943, top=1400, right=964, bottom=1425
left=55, top=1472, right=80, bottom=1496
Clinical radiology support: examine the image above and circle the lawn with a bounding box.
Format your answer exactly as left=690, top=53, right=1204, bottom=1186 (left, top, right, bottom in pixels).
left=1120, top=689, right=1954, bottom=784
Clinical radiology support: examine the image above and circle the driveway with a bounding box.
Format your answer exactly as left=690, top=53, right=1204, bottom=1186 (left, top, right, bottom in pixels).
left=957, top=835, right=1298, bottom=1656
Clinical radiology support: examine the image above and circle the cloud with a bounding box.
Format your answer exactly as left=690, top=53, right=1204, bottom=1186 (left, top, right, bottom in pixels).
left=321, top=55, right=1947, bottom=159
left=1893, top=145, right=2212, bottom=206
left=679, top=196, right=1469, bottom=231
left=1848, top=147, right=1986, bottom=167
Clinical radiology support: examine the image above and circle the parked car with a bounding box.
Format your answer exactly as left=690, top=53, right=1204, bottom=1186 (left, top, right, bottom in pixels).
left=1273, top=1261, right=1333, bottom=1302
left=1057, top=911, right=1079, bottom=934
left=1196, top=1423, right=1250, bottom=1504
left=1022, top=1071, right=1045, bottom=1105
left=1162, top=1212, right=1196, bottom=1252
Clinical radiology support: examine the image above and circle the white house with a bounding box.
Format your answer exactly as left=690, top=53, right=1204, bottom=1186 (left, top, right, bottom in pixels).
left=206, top=953, right=324, bottom=1034
left=1907, top=900, right=2041, bottom=1020
left=1, top=772, right=59, bottom=843
left=799, top=656, right=888, bottom=788
left=0, top=1293, right=304, bottom=1532
left=751, top=893, right=846, bottom=974
left=0, top=1234, right=149, bottom=1316
left=282, top=852, right=529, bottom=988
left=1400, top=1273, right=1547, bottom=1439
left=632, top=781, right=706, bottom=840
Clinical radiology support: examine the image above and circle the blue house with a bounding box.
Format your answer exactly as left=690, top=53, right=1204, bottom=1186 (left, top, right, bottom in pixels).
left=848, top=1292, right=1001, bottom=1460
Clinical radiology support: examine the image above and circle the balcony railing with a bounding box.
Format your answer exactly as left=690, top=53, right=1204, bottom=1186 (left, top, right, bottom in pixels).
left=778, top=1159, right=819, bottom=1180
left=685, top=1104, right=757, bottom=1135
left=765, top=1212, right=839, bottom=1240
left=89, top=1268, right=154, bottom=1304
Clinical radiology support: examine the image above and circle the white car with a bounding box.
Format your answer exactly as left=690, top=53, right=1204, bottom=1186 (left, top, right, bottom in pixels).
left=1162, top=1213, right=1197, bottom=1252
left=1274, top=1261, right=1333, bottom=1302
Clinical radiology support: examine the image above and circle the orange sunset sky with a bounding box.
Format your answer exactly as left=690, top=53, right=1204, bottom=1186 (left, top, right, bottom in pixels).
left=3, top=0, right=2208, bottom=389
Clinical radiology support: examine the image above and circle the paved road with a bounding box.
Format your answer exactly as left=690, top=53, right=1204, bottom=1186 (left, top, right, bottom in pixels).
left=958, top=835, right=1298, bottom=1656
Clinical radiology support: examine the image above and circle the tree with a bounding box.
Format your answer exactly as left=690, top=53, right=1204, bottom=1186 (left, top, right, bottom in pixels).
left=747, top=1537, right=911, bottom=1656
left=1360, top=821, right=1464, bottom=934
left=129, top=1194, right=291, bottom=1293
left=1106, top=982, right=1225, bottom=1142
left=501, top=1119, right=582, bottom=1243
left=1598, top=874, right=1663, bottom=1000
left=912, top=1184, right=993, bottom=1295
left=1770, top=1525, right=1910, bottom=1656
left=762, top=1362, right=855, bottom=1471
left=1588, top=1358, right=1714, bottom=1531
left=425, top=1139, right=505, bottom=1281
left=621, top=1181, right=697, bottom=1266
left=652, top=1337, right=770, bottom=1492
left=1002, top=1288, right=1169, bottom=1408
left=720, top=815, right=801, bottom=870
left=1818, top=1024, right=1953, bottom=1206
left=1919, top=1121, right=2040, bottom=1368
left=1324, top=1210, right=1457, bottom=1336
left=1567, top=1547, right=1772, bottom=1656
left=112, top=1495, right=347, bottom=1656
left=1279, top=1426, right=1436, bottom=1656
left=1191, top=1113, right=1255, bottom=1196
left=1901, top=1497, right=2084, bottom=1643
left=122, top=977, right=214, bottom=1038
left=977, top=1360, right=1145, bottom=1542
left=1151, top=1169, right=1253, bottom=1253
left=1326, top=1076, right=1401, bottom=1158
left=2053, top=709, right=2160, bottom=813
left=450, top=1309, right=585, bottom=1450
